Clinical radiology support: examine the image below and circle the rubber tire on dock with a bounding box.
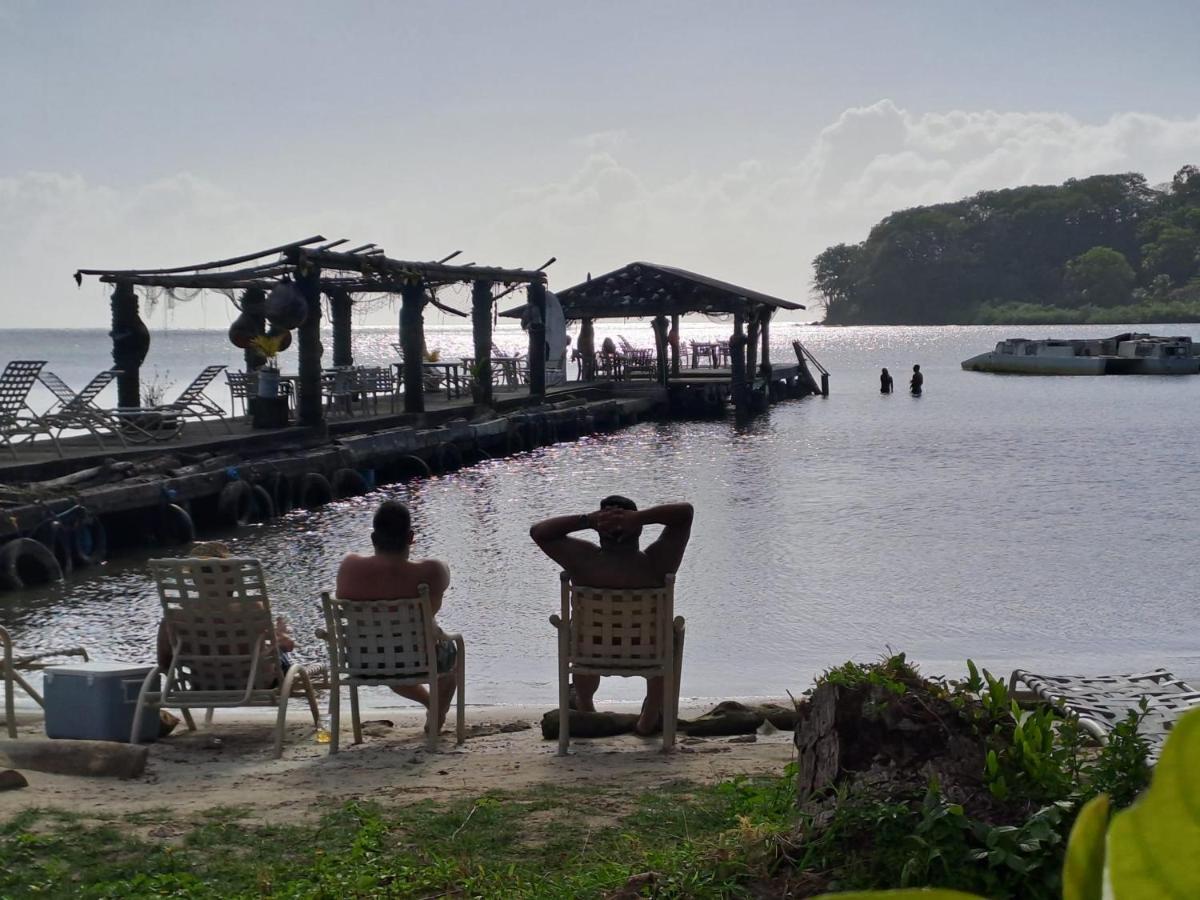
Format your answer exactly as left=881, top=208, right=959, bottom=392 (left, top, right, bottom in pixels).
left=331, top=468, right=368, bottom=499
left=297, top=473, right=333, bottom=509
left=267, top=472, right=294, bottom=515
left=32, top=521, right=73, bottom=578
left=0, top=538, right=63, bottom=590
left=506, top=426, right=527, bottom=456
left=70, top=509, right=107, bottom=567
left=158, top=503, right=196, bottom=546
left=217, top=480, right=254, bottom=528
left=248, top=484, right=275, bottom=522
left=434, top=443, right=464, bottom=474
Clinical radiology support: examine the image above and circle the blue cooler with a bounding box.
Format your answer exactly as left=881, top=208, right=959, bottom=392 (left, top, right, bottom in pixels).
left=43, top=662, right=159, bottom=743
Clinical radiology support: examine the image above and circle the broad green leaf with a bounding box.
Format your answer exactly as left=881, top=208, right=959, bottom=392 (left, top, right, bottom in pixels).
left=811, top=891, right=986, bottom=899
left=1108, top=707, right=1200, bottom=899
left=1062, top=793, right=1108, bottom=900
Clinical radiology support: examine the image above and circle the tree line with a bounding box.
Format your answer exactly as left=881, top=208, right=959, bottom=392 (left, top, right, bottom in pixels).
left=813, top=165, right=1200, bottom=325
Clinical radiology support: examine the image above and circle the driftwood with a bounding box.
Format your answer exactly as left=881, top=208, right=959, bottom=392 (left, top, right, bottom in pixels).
left=0, top=739, right=149, bottom=779
left=540, top=701, right=798, bottom=740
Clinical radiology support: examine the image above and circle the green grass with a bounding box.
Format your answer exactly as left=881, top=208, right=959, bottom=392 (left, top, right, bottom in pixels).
left=0, top=773, right=799, bottom=899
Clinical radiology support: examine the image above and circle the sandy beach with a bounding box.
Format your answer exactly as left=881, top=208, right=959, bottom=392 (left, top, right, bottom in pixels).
left=0, top=702, right=797, bottom=824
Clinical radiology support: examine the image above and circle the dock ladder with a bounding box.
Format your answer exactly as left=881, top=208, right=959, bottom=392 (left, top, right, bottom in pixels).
left=792, top=340, right=830, bottom=396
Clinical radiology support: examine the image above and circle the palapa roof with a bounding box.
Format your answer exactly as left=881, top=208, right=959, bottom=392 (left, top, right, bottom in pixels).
left=75, top=236, right=549, bottom=295
left=502, top=261, right=803, bottom=320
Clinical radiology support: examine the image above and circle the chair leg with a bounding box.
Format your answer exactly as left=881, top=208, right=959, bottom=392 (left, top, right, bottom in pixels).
left=298, top=670, right=320, bottom=726
left=129, top=667, right=162, bottom=745
left=329, top=680, right=341, bottom=755
left=558, top=662, right=570, bottom=757
left=673, top=623, right=686, bottom=737
left=3, top=649, right=17, bottom=740
left=455, top=637, right=466, bottom=746
left=350, top=685, right=363, bottom=745
left=180, top=707, right=197, bottom=731
left=274, top=663, right=307, bottom=758
left=427, top=672, right=440, bottom=752
left=205, top=707, right=215, bottom=726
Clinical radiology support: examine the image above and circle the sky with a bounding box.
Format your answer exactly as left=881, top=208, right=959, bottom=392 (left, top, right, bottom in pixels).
left=2, top=0, right=1199, bottom=328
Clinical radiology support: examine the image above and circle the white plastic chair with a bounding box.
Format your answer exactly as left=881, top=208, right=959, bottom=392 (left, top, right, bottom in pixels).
left=131, top=557, right=320, bottom=757
left=321, top=587, right=465, bottom=753
left=549, top=572, right=684, bottom=755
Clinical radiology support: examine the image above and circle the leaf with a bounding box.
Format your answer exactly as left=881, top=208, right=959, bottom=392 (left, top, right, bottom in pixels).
left=1062, top=793, right=1108, bottom=900
left=810, top=891, right=988, bottom=900
left=1108, top=707, right=1200, bottom=899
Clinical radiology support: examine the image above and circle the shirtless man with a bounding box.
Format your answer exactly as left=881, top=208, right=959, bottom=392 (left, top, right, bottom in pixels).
left=530, top=496, right=694, bottom=735
left=336, top=500, right=458, bottom=730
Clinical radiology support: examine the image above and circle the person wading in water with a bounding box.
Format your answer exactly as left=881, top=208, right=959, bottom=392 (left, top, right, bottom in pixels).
left=910, top=364, right=924, bottom=396
left=880, top=367, right=894, bottom=394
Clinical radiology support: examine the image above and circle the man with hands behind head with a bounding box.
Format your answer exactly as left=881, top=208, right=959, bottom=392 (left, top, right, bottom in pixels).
left=529, top=496, right=694, bottom=736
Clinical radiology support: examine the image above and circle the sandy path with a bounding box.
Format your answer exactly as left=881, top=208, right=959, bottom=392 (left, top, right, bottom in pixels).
left=0, top=703, right=796, bottom=823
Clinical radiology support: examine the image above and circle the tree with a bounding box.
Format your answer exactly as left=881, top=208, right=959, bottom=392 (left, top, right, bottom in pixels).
left=1141, top=225, right=1200, bottom=285
left=1064, top=247, right=1136, bottom=307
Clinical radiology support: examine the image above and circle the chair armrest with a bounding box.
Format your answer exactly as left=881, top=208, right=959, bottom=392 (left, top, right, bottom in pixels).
left=549, top=614, right=563, bottom=629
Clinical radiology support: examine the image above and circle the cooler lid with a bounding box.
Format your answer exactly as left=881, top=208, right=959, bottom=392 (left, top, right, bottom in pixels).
left=43, top=661, right=155, bottom=678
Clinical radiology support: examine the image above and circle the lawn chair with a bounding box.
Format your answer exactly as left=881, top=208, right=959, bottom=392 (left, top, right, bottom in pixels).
left=1, top=625, right=89, bottom=739
left=357, top=366, right=397, bottom=414
left=1009, top=668, right=1200, bottom=763
left=38, top=369, right=126, bottom=449
left=617, top=335, right=637, bottom=354
left=130, top=557, right=321, bottom=757
left=125, top=365, right=230, bottom=438
left=321, top=588, right=465, bottom=753
left=0, top=360, right=60, bottom=459
left=549, top=572, right=684, bottom=755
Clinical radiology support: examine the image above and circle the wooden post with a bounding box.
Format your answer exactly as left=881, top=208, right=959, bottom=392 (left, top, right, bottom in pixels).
left=730, top=312, right=748, bottom=413
left=329, top=289, right=353, bottom=368
left=652, top=315, right=669, bottom=386
left=760, top=308, right=772, bottom=380
left=109, top=280, right=149, bottom=408
left=527, top=281, right=547, bottom=400
left=400, top=281, right=426, bottom=414
left=471, top=279, right=494, bottom=405
left=670, top=314, right=681, bottom=377
left=578, top=317, right=595, bottom=381
left=295, top=264, right=324, bottom=427
left=240, top=288, right=267, bottom=371
left=746, top=309, right=761, bottom=387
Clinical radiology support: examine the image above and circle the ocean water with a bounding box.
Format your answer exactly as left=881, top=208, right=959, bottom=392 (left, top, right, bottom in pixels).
left=2, top=322, right=1199, bottom=706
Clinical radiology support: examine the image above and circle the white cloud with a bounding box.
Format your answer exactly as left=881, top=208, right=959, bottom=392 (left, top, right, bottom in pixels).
left=3, top=101, right=1199, bottom=325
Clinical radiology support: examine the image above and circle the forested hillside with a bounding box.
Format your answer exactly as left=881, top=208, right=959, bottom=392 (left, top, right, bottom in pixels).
left=812, top=166, right=1200, bottom=325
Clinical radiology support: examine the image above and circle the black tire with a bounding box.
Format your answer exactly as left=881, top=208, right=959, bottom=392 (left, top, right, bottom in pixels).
left=0, top=537, right=63, bottom=590
left=297, top=473, right=333, bottom=508
left=158, top=502, right=196, bottom=546
left=217, top=480, right=254, bottom=528
left=249, top=484, right=275, bottom=522
left=32, top=521, right=74, bottom=577
left=331, top=468, right=368, bottom=499
left=268, top=472, right=294, bottom=515
left=436, top=443, right=464, bottom=474
left=506, top=426, right=527, bottom=456
left=70, top=509, right=108, bottom=567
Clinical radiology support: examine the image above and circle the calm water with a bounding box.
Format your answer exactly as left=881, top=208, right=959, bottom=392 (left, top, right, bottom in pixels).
left=3, top=322, right=1199, bottom=706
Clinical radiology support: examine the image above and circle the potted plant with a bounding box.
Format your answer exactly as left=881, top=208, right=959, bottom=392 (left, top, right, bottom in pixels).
left=249, top=333, right=286, bottom=398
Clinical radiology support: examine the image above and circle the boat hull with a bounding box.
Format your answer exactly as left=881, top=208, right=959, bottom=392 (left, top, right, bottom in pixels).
left=960, top=353, right=1109, bottom=375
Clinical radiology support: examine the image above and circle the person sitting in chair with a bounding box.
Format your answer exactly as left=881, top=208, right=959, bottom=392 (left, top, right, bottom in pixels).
left=336, top=500, right=460, bottom=732
left=530, top=496, right=694, bottom=735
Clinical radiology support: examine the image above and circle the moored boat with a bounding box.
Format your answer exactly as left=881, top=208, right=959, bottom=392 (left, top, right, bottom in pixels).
left=961, top=334, right=1200, bottom=375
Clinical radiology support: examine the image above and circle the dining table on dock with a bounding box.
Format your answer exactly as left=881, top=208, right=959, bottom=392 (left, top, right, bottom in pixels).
left=393, top=361, right=466, bottom=401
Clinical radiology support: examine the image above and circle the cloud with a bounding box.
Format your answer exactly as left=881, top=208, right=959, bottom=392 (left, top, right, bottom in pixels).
left=3, top=102, right=1199, bottom=325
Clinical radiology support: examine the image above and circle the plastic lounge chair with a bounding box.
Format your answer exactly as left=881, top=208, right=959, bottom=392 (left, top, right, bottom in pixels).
left=0, top=360, right=60, bottom=459
left=549, top=572, right=684, bottom=755
left=38, top=369, right=126, bottom=449
left=124, top=364, right=230, bottom=439
left=1, top=625, right=89, bottom=739
left=1009, top=668, right=1200, bottom=763
left=130, top=557, right=321, bottom=757
left=321, top=588, right=465, bottom=753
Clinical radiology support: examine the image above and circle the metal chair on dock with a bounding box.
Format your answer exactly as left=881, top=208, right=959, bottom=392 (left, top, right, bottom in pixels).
left=549, top=572, right=684, bottom=755
left=0, top=360, right=61, bottom=459
left=38, top=369, right=126, bottom=449
left=121, top=364, right=230, bottom=440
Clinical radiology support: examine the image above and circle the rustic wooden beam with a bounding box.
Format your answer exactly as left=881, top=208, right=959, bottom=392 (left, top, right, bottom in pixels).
left=299, top=248, right=548, bottom=286
left=471, top=280, right=494, bottom=406
left=669, top=313, right=681, bottom=377
left=329, top=289, right=354, bottom=368
left=110, top=281, right=147, bottom=409
left=746, top=309, right=761, bottom=386
left=296, top=264, right=325, bottom=428
left=578, top=317, right=596, bottom=381
left=240, top=287, right=267, bottom=371
left=730, top=311, right=748, bottom=413
left=652, top=314, right=669, bottom=386
left=400, top=281, right=426, bottom=414
left=77, top=236, right=325, bottom=279
left=760, top=307, right=772, bottom=379
left=527, top=281, right=547, bottom=400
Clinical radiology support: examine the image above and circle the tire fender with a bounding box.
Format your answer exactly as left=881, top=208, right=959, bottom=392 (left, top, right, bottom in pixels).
left=32, top=520, right=74, bottom=577
left=298, top=473, right=333, bottom=508
left=0, top=537, right=63, bottom=590
left=217, top=480, right=254, bottom=528
left=331, top=468, right=368, bottom=499
left=71, top=509, right=108, bottom=567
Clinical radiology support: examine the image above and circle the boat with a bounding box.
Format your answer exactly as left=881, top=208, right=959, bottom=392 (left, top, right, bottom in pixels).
left=961, top=334, right=1200, bottom=376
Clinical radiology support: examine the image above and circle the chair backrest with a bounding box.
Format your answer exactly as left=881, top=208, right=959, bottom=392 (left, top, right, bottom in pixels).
left=322, top=588, right=437, bottom=682
left=0, top=361, right=46, bottom=416
left=38, top=371, right=77, bottom=407
left=561, top=572, right=675, bottom=669
left=173, top=365, right=227, bottom=405
left=150, top=557, right=279, bottom=692
left=226, top=370, right=250, bottom=399
left=72, top=369, right=119, bottom=408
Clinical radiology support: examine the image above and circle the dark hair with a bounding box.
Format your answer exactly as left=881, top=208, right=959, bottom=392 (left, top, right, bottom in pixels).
left=372, top=500, right=412, bottom=552
left=600, top=495, right=638, bottom=511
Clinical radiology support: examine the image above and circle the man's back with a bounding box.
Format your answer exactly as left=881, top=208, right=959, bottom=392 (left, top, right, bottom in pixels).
left=336, top=553, right=450, bottom=612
